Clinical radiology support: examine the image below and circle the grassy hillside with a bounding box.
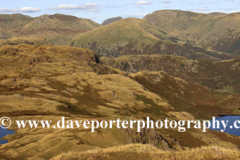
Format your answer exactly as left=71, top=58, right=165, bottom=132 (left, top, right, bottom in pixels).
left=1, top=45, right=240, bottom=159
left=1, top=11, right=240, bottom=159
left=0, top=14, right=32, bottom=32
left=68, top=17, right=229, bottom=60
left=144, top=10, right=240, bottom=56
left=0, top=37, right=49, bottom=47
left=0, top=14, right=32, bottom=39
left=0, top=14, right=101, bottom=45
left=52, top=144, right=240, bottom=160
left=69, top=18, right=170, bottom=50
left=101, top=54, right=240, bottom=94
left=0, top=12, right=235, bottom=61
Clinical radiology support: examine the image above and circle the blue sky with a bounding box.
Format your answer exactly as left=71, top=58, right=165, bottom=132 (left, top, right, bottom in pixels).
left=0, top=0, right=239, bottom=24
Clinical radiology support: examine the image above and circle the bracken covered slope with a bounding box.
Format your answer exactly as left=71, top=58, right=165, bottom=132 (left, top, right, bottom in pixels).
left=0, top=45, right=240, bottom=159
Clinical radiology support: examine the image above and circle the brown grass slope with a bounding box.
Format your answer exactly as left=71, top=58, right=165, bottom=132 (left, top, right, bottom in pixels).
left=68, top=17, right=171, bottom=57
left=101, top=54, right=240, bottom=94
left=0, top=14, right=32, bottom=32
left=0, top=14, right=32, bottom=39
left=68, top=17, right=232, bottom=61
left=144, top=10, right=240, bottom=56
left=52, top=144, right=240, bottom=160
left=0, top=12, right=234, bottom=61
left=0, top=37, right=49, bottom=47
left=0, top=45, right=240, bottom=159
left=0, top=14, right=101, bottom=45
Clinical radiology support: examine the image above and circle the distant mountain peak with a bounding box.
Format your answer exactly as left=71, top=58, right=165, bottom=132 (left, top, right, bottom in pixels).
left=208, top=12, right=226, bottom=16
left=0, top=13, right=100, bottom=45
left=102, top=16, right=123, bottom=25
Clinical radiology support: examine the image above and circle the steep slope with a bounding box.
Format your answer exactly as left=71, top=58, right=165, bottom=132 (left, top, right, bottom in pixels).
left=0, top=14, right=101, bottom=45
left=0, top=12, right=236, bottom=60
left=101, top=54, right=240, bottom=94
left=0, top=31, right=7, bottom=39
left=102, top=16, right=123, bottom=25
left=69, top=17, right=170, bottom=48
left=68, top=17, right=225, bottom=60
left=1, top=45, right=240, bottom=159
left=0, top=14, right=32, bottom=32
left=144, top=10, right=240, bottom=56
left=0, top=14, right=33, bottom=40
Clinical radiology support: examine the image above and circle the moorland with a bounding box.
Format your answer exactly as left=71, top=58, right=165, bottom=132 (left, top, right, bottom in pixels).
left=0, top=10, right=240, bottom=159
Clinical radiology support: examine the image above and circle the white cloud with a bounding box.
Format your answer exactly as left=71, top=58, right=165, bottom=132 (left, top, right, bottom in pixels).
left=105, top=5, right=126, bottom=9
left=162, top=0, right=172, bottom=3
left=0, top=7, right=40, bottom=13
left=132, top=1, right=152, bottom=5
left=50, top=3, right=98, bottom=11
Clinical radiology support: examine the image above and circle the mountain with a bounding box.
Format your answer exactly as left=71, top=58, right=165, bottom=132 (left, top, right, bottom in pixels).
left=102, top=16, right=123, bottom=25
left=0, top=14, right=101, bottom=45
left=68, top=17, right=229, bottom=60
left=0, top=14, right=32, bottom=32
left=1, top=11, right=240, bottom=60
left=0, top=14, right=32, bottom=39
left=0, top=12, right=236, bottom=61
left=1, top=11, right=240, bottom=159
left=1, top=44, right=240, bottom=159
left=69, top=17, right=171, bottom=57
left=208, top=12, right=226, bottom=16
left=101, top=54, right=240, bottom=94
left=144, top=10, right=240, bottom=56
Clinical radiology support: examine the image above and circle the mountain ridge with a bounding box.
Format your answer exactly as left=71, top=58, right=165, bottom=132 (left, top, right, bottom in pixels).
left=144, top=10, right=240, bottom=56
left=0, top=13, right=101, bottom=45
